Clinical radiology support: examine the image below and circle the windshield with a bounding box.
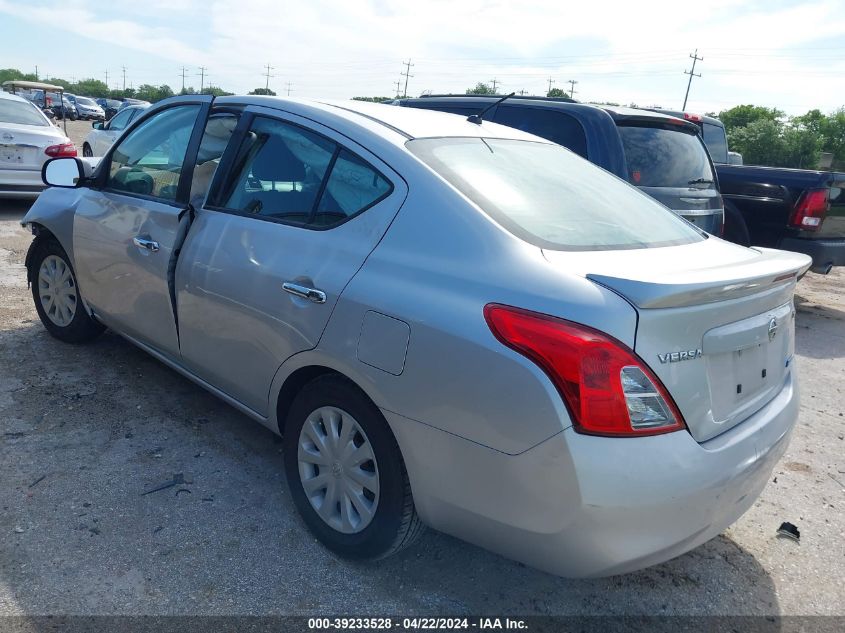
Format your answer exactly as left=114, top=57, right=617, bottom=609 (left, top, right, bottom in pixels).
left=0, top=98, right=49, bottom=126
left=617, top=125, right=713, bottom=188
left=76, top=97, right=97, bottom=107
left=407, top=137, right=704, bottom=251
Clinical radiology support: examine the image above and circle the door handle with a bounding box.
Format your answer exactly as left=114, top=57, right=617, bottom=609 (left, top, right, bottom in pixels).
left=282, top=281, right=326, bottom=304
left=132, top=236, right=160, bottom=253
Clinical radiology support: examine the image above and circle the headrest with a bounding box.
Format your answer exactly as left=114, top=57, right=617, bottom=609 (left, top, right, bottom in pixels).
left=250, top=136, right=306, bottom=182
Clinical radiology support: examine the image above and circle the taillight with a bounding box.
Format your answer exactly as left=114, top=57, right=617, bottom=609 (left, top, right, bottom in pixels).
left=484, top=304, right=686, bottom=437
left=790, top=189, right=829, bottom=231
left=683, top=112, right=703, bottom=123
left=45, top=143, right=77, bottom=158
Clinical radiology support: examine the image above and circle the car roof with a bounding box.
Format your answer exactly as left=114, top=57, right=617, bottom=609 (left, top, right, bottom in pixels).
left=214, top=96, right=548, bottom=146
left=0, top=91, right=29, bottom=103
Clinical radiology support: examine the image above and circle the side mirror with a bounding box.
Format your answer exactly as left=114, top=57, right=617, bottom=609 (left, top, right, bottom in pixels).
left=43, top=157, right=85, bottom=188
left=92, top=120, right=103, bottom=129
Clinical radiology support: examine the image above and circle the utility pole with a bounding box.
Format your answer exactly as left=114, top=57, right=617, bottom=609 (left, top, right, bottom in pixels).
left=518, top=89, right=526, bottom=95
left=121, top=65, right=127, bottom=91
left=567, top=79, right=578, bottom=99
left=35, top=65, right=39, bottom=81
left=179, top=66, right=188, bottom=93
left=198, top=66, right=207, bottom=92
left=490, top=78, right=500, bottom=93
left=682, top=49, right=703, bottom=110
left=104, top=69, right=109, bottom=86
left=284, top=81, right=293, bottom=96
left=401, top=59, right=414, bottom=98
left=263, top=63, right=275, bottom=91
left=547, top=77, right=555, bottom=95
left=394, top=79, right=401, bottom=97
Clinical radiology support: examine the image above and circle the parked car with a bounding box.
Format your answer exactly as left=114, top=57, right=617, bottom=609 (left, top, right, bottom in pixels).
left=66, top=95, right=104, bottom=120
left=24, top=96, right=809, bottom=577
left=398, top=95, right=724, bottom=235
left=82, top=103, right=149, bottom=156
left=95, top=98, right=123, bottom=121
left=46, top=92, right=78, bottom=120
left=117, top=98, right=150, bottom=112
left=654, top=109, right=845, bottom=274
left=0, top=91, right=76, bottom=198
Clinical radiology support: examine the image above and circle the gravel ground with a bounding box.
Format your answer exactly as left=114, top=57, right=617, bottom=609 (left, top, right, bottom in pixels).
left=0, top=174, right=843, bottom=616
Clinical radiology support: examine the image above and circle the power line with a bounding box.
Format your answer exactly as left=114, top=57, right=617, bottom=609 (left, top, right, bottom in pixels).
left=198, top=66, right=207, bottom=92
left=682, top=49, right=703, bottom=110
left=567, top=79, right=578, bottom=98
left=263, top=63, right=275, bottom=91
left=401, top=58, right=414, bottom=98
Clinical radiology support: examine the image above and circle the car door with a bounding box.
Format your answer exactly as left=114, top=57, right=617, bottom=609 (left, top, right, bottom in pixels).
left=175, top=106, right=408, bottom=416
left=94, top=107, right=134, bottom=155
left=72, top=96, right=212, bottom=359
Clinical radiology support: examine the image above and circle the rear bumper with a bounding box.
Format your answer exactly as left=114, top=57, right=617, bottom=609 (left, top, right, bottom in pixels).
left=777, top=237, right=845, bottom=273
left=0, top=170, right=44, bottom=199
left=387, top=370, right=798, bottom=577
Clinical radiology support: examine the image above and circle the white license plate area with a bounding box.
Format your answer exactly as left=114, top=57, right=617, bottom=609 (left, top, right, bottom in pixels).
left=0, top=144, right=34, bottom=165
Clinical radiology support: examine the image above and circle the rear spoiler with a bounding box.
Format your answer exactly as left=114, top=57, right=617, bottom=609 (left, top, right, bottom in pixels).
left=588, top=248, right=812, bottom=309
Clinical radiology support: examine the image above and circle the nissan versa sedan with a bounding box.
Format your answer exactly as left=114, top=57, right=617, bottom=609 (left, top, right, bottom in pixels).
left=22, top=96, right=810, bottom=577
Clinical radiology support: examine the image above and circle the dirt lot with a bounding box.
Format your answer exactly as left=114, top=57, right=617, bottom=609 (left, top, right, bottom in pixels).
left=0, top=170, right=843, bottom=615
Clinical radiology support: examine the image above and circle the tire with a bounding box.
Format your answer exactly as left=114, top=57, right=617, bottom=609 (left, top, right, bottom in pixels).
left=283, top=374, right=424, bottom=560
left=29, top=238, right=105, bottom=343
left=82, top=143, right=93, bottom=158
left=723, top=201, right=751, bottom=246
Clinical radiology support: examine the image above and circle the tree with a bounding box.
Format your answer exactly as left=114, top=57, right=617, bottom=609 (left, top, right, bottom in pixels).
left=352, top=96, right=394, bottom=102
left=200, top=85, right=233, bottom=97
left=249, top=87, right=276, bottom=96
left=134, top=84, right=174, bottom=102
left=547, top=87, right=567, bottom=98
left=728, top=119, right=786, bottom=167
left=782, top=125, right=822, bottom=169
left=0, top=68, right=37, bottom=85
left=466, top=82, right=495, bottom=95
left=70, top=78, right=110, bottom=98
left=718, top=105, right=784, bottom=132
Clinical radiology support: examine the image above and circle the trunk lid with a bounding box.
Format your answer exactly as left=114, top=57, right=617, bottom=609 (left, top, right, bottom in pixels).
left=0, top=123, right=66, bottom=171
left=543, top=238, right=811, bottom=442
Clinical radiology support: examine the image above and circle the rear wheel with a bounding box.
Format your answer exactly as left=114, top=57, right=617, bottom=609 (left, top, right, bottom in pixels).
left=29, top=238, right=104, bottom=343
left=723, top=201, right=751, bottom=246
left=82, top=143, right=93, bottom=158
left=283, top=375, right=423, bottom=559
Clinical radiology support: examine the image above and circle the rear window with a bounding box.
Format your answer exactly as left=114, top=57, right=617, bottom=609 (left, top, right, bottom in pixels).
left=0, top=98, right=49, bottom=126
left=702, top=122, right=728, bottom=164
left=407, top=137, right=704, bottom=251
left=618, top=125, right=713, bottom=188
left=493, top=106, right=588, bottom=158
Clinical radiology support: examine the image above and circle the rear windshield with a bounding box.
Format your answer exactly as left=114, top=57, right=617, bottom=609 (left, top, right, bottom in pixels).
left=407, top=137, right=704, bottom=251
left=0, top=98, right=49, bottom=126
left=618, top=125, right=713, bottom=188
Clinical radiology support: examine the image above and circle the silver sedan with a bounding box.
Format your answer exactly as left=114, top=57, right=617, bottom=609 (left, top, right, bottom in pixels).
left=22, top=95, right=810, bottom=577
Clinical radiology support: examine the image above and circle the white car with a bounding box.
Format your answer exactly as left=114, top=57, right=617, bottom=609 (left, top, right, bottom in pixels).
left=0, top=91, right=76, bottom=198
left=82, top=104, right=149, bottom=157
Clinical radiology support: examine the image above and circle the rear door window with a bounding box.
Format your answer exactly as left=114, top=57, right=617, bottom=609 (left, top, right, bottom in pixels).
left=493, top=106, right=588, bottom=158
left=617, top=125, right=713, bottom=188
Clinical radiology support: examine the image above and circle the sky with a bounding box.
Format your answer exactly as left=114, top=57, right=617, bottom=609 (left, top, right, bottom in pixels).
left=1, top=0, right=844, bottom=116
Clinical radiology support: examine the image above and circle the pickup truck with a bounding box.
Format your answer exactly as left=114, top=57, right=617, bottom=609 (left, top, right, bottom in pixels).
left=654, top=110, right=845, bottom=274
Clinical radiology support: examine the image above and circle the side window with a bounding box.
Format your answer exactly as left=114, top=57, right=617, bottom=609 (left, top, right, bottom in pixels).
left=190, top=113, right=240, bottom=206
left=315, top=150, right=392, bottom=225
left=219, top=116, right=393, bottom=228
left=108, top=109, right=133, bottom=131
left=106, top=105, right=201, bottom=201
left=493, top=106, right=588, bottom=158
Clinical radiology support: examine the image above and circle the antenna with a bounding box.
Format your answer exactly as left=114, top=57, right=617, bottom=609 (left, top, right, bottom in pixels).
left=467, top=92, right=515, bottom=125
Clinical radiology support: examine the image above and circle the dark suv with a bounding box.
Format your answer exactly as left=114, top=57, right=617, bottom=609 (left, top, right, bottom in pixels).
left=397, top=96, right=724, bottom=235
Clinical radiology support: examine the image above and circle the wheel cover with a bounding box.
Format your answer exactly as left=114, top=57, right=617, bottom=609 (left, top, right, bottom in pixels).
left=297, top=406, right=380, bottom=534
left=38, top=254, right=77, bottom=327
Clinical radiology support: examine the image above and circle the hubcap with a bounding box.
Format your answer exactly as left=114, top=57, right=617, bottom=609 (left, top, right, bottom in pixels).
left=297, top=406, right=380, bottom=534
left=38, top=255, right=77, bottom=327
